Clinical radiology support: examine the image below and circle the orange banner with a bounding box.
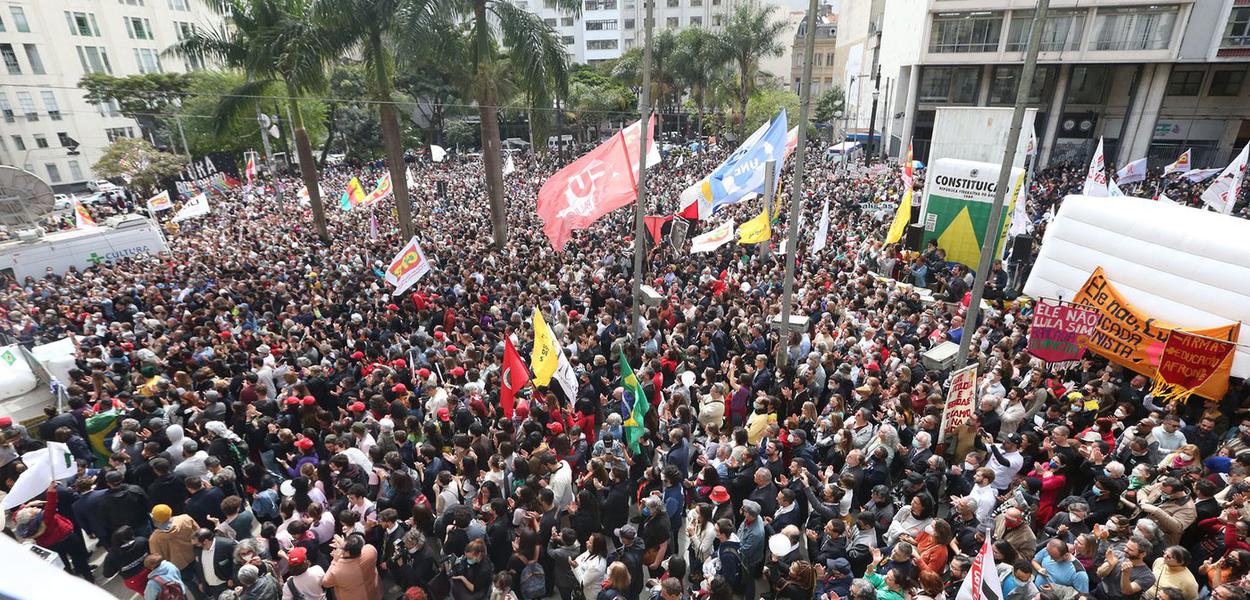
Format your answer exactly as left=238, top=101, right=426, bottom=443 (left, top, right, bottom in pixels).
left=1153, top=330, right=1237, bottom=404
left=1073, top=267, right=1239, bottom=400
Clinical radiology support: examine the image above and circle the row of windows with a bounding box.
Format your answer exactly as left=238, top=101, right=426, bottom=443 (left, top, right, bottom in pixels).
left=0, top=43, right=44, bottom=75
left=0, top=6, right=31, bottom=32
left=7, top=132, right=77, bottom=151
left=0, top=90, right=62, bottom=123
left=1166, top=68, right=1246, bottom=97
left=928, top=5, right=1179, bottom=54
left=796, top=52, right=838, bottom=69
left=1227, top=8, right=1250, bottom=48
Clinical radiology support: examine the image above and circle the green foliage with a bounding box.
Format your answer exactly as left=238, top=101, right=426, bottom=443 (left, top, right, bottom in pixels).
left=566, top=70, right=634, bottom=140
left=722, top=3, right=788, bottom=132
left=745, top=89, right=799, bottom=132
left=814, top=86, right=846, bottom=124
left=79, top=73, right=194, bottom=118
left=323, top=66, right=382, bottom=161
left=170, top=71, right=325, bottom=161
left=92, top=138, right=187, bottom=195
left=445, top=120, right=478, bottom=148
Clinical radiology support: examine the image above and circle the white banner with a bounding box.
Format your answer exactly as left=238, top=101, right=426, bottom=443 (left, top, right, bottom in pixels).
left=0, top=442, right=78, bottom=511
left=430, top=145, right=447, bottom=163
left=172, top=193, right=210, bottom=223
left=812, top=198, right=830, bottom=253
left=939, top=365, right=978, bottom=443
left=384, top=236, right=432, bottom=296
left=1201, top=143, right=1249, bottom=214
left=1116, top=158, right=1147, bottom=185
left=690, top=220, right=736, bottom=253
left=146, top=190, right=173, bottom=212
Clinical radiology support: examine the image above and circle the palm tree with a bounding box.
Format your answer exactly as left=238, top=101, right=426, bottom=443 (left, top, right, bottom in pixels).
left=168, top=0, right=341, bottom=242
left=673, top=27, right=728, bottom=136
left=401, top=0, right=575, bottom=249
left=721, top=3, right=787, bottom=136
left=312, top=0, right=422, bottom=240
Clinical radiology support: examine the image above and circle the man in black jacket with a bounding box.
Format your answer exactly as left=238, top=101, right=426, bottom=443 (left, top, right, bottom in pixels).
left=194, top=527, right=238, bottom=597
left=146, top=457, right=188, bottom=514
left=100, top=469, right=152, bottom=543
left=608, top=525, right=646, bottom=600
left=184, top=477, right=225, bottom=529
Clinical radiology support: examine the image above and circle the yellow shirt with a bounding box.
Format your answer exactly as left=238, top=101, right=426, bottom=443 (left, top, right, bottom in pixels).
left=745, top=411, right=776, bottom=444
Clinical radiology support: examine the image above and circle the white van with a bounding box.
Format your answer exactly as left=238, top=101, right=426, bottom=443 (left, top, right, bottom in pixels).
left=0, top=215, right=168, bottom=281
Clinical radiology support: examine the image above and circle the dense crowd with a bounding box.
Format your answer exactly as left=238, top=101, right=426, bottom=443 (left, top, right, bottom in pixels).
left=1, top=134, right=1249, bottom=600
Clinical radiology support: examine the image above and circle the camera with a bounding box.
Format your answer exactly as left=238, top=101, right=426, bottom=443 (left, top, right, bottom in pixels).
left=444, top=555, right=469, bottom=576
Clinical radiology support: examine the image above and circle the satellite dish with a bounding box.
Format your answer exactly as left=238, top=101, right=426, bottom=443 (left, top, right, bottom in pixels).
left=258, top=113, right=272, bottom=129
left=0, top=166, right=55, bottom=228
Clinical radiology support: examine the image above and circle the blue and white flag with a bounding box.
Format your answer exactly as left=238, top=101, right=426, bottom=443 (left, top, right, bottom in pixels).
left=678, top=111, right=789, bottom=220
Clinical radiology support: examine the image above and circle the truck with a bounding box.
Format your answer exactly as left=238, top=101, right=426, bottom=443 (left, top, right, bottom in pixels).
left=0, top=215, right=168, bottom=281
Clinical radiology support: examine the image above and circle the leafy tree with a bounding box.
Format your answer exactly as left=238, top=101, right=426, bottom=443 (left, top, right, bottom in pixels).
left=169, top=71, right=325, bottom=160
left=321, top=66, right=382, bottom=164
left=79, top=73, right=194, bottom=146
left=745, top=88, right=799, bottom=133
left=93, top=138, right=188, bottom=195
left=673, top=28, right=728, bottom=135
left=445, top=120, right=478, bottom=148
left=721, top=3, right=787, bottom=135
left=169, top=0, right=344, bottom=242
left=813, top=86, right=846, bottom=125
left=566, top=74, right=633, bottom=141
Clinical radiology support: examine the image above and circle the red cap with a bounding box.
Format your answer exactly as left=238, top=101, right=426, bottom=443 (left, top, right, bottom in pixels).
left=301, top=395, right=316, bottom=405
left=0, top=416, right=12, bottom=428
left=350, top=351, right=365, bottom=360
left=386, top=304, right=400, bottom=311
left=218, top=331, right=231, bottom=338
left=445, top=344, right=459, bottom=354
left=284, top=396, right=301, bottom=406
left=287, top=546, right=308, bottom=566
left=121, top=342, right=135, bottom=351
left=516, top=401, right=530, bottom=418
left=271, top=347, right=282, bottom=355
left=478, top=294, right=488, bottom=304
left=391, top=383, right=408, bottom=394
left=417, top=368, right=431, bottom=379
left=451, top=366, right=465, bottom=378
left=709, top=486, right=730, bottom=503
left=434, top=331, right=446, bottom=341
left=349, top=401, right=366, bottom=412
left=569, top=310, right=579, bottom=320
left=547, top=422, right=564, bottom=435
left=391, top=358, right=406, bottom=368
left=294, top=438, right=314, bottom=451
left=437, top=407, right=450, bottom=422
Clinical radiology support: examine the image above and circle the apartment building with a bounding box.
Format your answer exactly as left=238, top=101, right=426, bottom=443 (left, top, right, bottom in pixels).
left=789, top=7, right=838, bottom=98
left=0, top=0, right=222, bottom=191
left=849, top=0, right=1250, bottom=169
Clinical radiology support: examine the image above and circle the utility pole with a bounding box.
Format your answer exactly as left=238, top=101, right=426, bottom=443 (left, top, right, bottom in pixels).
left=776, top=0, right=820, bottom=369
left=174, top=114, right=191, bottom=161
left=630, top=0, right=655, bottom=345
left=761, top=160, right=776, bottom=259
left=955, top=0, right=1050, bottom=368
left=867, top=65, right=881, bottom=162
left=254, top=102, right=284, bottom=208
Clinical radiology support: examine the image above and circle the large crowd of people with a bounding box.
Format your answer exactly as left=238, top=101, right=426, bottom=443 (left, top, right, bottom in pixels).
left=1, top=132, right=1249, bottom=600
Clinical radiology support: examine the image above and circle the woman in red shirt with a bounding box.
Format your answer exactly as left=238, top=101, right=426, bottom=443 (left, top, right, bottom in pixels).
left=14, top=484, right=95, bottom=581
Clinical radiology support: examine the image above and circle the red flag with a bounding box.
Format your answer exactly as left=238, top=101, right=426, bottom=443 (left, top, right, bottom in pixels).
left=501, top=337, right=529, bottom=418
left=536, top=116, right=657, bottom=250
left=644, top=214, right=673, bottom=244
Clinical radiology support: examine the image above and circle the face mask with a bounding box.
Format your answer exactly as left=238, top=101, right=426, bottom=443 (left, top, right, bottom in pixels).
left=467, top=557, right=480, bottom=565
left=913, top=440, right=924, bottom=449
left=1103, top=469, right=1112, bottom=478
left=641, top=507, right=652, bottom=517
left=1115, top=409, right=1128, bottom=419
left=1069, top=513, right=1084, bottom=523
left=964, top=462, right=976, bottom=471
left=833, top=433, right=844, bottom=444
left=1016, top=577, right=1030, bottom=586
left=1179, top=452, right=1193, bottom=461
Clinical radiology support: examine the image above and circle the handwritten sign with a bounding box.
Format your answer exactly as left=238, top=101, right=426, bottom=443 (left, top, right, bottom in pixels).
left=939, top=365, right=978, bottom=443
left=1153, top=330, right=1236, bottom=403
left=1027, top=299, right=1100, bottom=364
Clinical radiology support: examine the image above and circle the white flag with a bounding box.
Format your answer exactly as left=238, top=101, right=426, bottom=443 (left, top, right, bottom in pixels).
left=1116, top=158, right=1147, bottom=185
left=0, top=442, right=78, bottom=511
left=1201, top=143, right=1249, bottom=215
left=430, top=145, right=447, bottom=163
left=1006, top=178, right=1030, bottom=237
left=1083, top=137, right=1109, bottom=197
left=690, top=220, right=736, bottom=253
left=384, top=236, right=433, bottom=296
left=1025, top=128, right=1037, bottom=157
left=1108, top=176, right=1125, bottom=197
left=954, top=539, right=1005, bottom=600
left=406, top=168, right=417, bottom=190
left=812, top=197, right=830, bottom=252
left=1184, top=168, right=1222, bottom=183
left=676, top=155, right=685, bottom=169
left=172, top=193, right=210, bottom=223
left=503, top=153, right=516, bottom=176
left=1158, top=193, right=1177, bottom=205
left=1163, top=149, right=1191, bottom=175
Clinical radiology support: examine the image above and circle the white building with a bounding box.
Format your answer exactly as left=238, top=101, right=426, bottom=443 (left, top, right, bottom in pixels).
left=0, top=0, right=221, bottom=192
left=854, top=0, right=1250, bottom=169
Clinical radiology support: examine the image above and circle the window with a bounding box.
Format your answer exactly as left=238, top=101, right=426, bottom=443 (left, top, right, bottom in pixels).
left=11, top=136, right=24, bottom=151
left=1224, top=8, right=1250, bottom=48
left=77, top=46, right=113, bottom=74
left=712, top=15, right=722, bottom=26
left=23, top=45, right=44, bottom=75
left=929, top=12, right=1004, bottom=53
left=826, top=52, right=835, bottom=65
left=16, top=92, right=37, bottom=122
left=667, top=0, right=678, bottom=7
left=918, top=66, right=980, bottom=103
left=1066, top=66, right=1108, bottom=104
left=561, top=35, right=574, bottom=45
left=69, top=160, right=84, bottom=181
left=712, top=0, right=720, bottom=5
left=126, top=17, right=155, bottom=40
left=989, top=65, right=1051, bottom=104
left=1005, top=10, right=1085, bottom=52
left=57, top=132, right=73, bottom=147
left=690, top=16, right=701, bottom=26
left=169, top=0, right=191, bottom=9
left=0, top=15, right=5, bottom=32
left=561, top=17, right=574, bottom=26
left=624, top=18, right=635, bottom=29
left=33, top=134, right=48, bottom=149
left=46, top=164, right=62, bottom=183
left=1166, top=69, right=1203, bottom=96
left=10, top=6, right=29, bottom=32
left=120, top=0, right=145, bottom=5
left=586, top=19, right=618, bottom=30
left=41, top=91, right=60, bottom=121
left=175, top=21, right=196, bottom=41
left=105, top=127, right=134, bottom=142
left=0, top=94, right=12, bottom=122
left=585, top=0, right=616, bottom=7
left=666, top=16, right=679, bottom=28
left=1091, top=5, right=1177, bottom=51
left=587, top=39, right=618, bottom=50
left=66, top=12, right=101, bottom=36
left=1, top=44, right=20, bottom=74
left=135, top=48, right=163, bottom=73
left=690, top=0, right=701, bottom=5
left=543, top=18, right=556, bottom=26
left=544, top=0, right=556, bottom=7
left=99, top=99, right=121, bottom=116
left=1209, top=69, right=1245, bottom=96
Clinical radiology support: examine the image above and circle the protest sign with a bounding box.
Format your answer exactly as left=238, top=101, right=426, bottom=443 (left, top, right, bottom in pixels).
left=384, top=236, right=432, bottom=296
left=1152, top=330, right=1237, bottom=405
left=1026, top=299, right=1100, bottom=365
left=939, top=364, right=977, bottom=443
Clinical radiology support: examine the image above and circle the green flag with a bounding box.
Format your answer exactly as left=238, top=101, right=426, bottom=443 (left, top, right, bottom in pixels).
left=620, top=355, right=649, bottom=454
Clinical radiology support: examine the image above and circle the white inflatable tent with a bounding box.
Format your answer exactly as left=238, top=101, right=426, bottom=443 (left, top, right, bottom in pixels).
left=1023, top=195, right=1250, bottom=378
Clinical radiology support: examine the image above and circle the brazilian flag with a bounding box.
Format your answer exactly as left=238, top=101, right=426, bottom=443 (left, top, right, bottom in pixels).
left=620, top=355, right=649, bottom=454
left=85, top=410, right=121, bottom=466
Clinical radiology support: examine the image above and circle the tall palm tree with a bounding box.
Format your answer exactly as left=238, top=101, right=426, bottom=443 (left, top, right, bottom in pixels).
left=401, top=0, right=575, bottom=249
left=673, top=27, right=728, bottom=136
left=315, top=0, right=419, bottom=240
left=168, top=0, right=341, bottom=242
left=721, top=3, right=787, bottom=136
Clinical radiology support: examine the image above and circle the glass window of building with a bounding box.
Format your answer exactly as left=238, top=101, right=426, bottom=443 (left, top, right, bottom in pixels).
left=1208, top=69, right=1245, bottom=97
left=1166, top=69, right=1204, bottom=96
left=929, top=12, right=1003, bottom=53
left=1224, top=8, right=1250, bottom=48
left=1066, top=66, right=1108, bottom=104
left=1090, top=5, right=1177, bottom=51
left=1005, top=9, right=1084, bottom=52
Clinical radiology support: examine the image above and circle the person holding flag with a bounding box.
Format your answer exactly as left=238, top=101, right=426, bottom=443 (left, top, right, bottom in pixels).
left=619, top=354, right=649, bottom=454
left=500, top=336, right=529, bottom=418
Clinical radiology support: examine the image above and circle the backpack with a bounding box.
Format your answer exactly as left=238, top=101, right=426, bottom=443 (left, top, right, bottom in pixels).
left=719, top=545, right=744, bottom=587
left=286, top=577, right=305, bottom=600
left=152, top=575, right=187, bottom=600
left=520, top=561, right=547, bottom=600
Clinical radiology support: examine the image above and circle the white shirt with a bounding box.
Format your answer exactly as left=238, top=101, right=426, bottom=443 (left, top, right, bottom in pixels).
left=987, top=445, right=1023, bottom=491
left=550, top=460, right=574, bottom=509
left=282, top=566, right=327, bottom=600
left=970, top=483, right=997, bottom=526
left=201, top=543, right=225, bottom=587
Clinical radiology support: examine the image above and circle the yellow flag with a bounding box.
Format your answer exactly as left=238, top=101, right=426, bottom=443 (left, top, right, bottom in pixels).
left=530, top=308, right=558, bottom=386
left=737, top=208, right=772, bottom=244
left=884, top=188, right=912, bottom=244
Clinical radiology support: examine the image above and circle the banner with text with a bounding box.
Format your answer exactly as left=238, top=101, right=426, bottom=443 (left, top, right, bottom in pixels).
left=1072, top=266, right=1239, bottom=400
left=1027, top=299, right=1100, bottom=365
left=1151, top=330, right=1237, bottom=405
left=939, top=364, right=977, bottom=443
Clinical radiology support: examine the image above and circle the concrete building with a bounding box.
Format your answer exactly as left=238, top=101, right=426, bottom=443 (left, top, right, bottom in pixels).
left=789, top=6, right=838, bottom=97
left=0, top=0, right=222, bottom=192
left=856, top=0, right=1250, bottom=169
left=762, top=9, right=805, bottom=92
left=621, top=0, right=753, bottom=52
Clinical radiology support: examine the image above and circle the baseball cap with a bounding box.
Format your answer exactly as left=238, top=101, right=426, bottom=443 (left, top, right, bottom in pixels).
left=438, top=407, right=450, bottom=422
left=294, top=438, right=314, bottom=451
left=392, top=384, right=408, bottom=394
left=284, top=396, right=301, bottom=406
left=287, top=547, right=308, bottom=566
left=417, top=368, right=431, bottom=379
left=302, top=395, right=316, bottom=405
left=615, top=524, right=637, bottom=539
left=547, top=422, right=564, bottom=435
left=350, top=351, right=365, bottom=360
left=0, top=416, right=12, bottom=429
left=151, top=504, right=172, bottom=524
left=349, top=401, right=366, bottom=412
left=1004, top=433, right=1023, bottom=445
left=451, top=366, right=465, bottom=378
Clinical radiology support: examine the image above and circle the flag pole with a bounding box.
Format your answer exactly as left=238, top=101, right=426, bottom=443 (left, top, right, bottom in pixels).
left=629, top=0, right=655, bottom=345
left=956, top=0, right=1050, bottom=368
left=776, top=0, right=820, bottom=369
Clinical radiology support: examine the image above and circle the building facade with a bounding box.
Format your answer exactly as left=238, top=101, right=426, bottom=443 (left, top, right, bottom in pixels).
left=0, top=0, right=221, bottom=192
left=857, top=0, right=1250, bottom=169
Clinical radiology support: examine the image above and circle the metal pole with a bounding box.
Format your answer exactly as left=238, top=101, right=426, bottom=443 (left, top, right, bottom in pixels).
left=761, top=160, right=776, bottom=259
left=175, top=114, right=191, bottom=161
left=867, top=66, right=881, bottom=162
left=955, top=0, right=1050, bottom=368
left=881, top=77, right=892, bottom=161
left=630, top=0, right=655, bottom=344
left=777, top=0, right=820, bottom=369
left=254, top=102, right=284, bottom=208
